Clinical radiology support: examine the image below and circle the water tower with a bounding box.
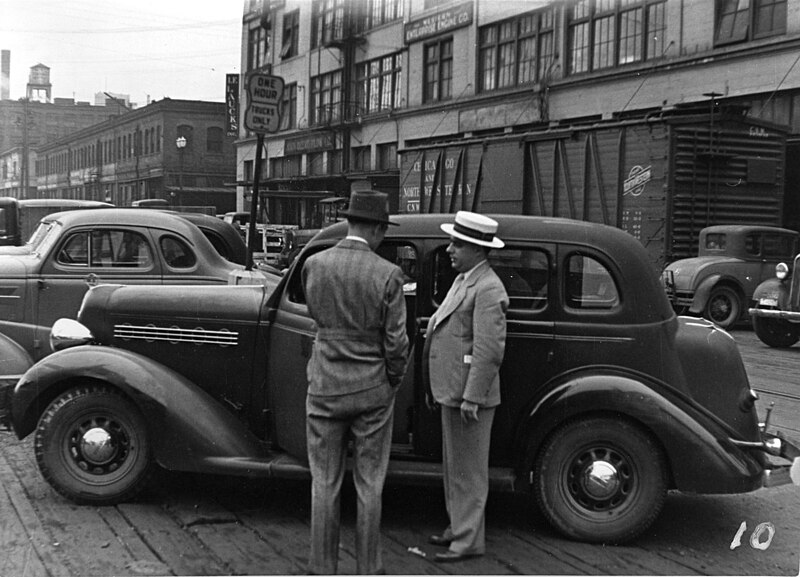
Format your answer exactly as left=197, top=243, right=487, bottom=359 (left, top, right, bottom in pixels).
left=26, top=63, right=51, bottom=103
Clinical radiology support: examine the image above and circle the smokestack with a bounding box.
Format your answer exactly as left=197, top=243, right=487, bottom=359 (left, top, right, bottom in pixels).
left=1, top=50, right=9, bottom=100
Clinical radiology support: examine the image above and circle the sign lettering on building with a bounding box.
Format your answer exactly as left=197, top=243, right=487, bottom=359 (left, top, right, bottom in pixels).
left=404, top=1, right=473, bottom=44
left=285, top=132, right=335, bottom=155
left=225, top=74, right=240, bottom=137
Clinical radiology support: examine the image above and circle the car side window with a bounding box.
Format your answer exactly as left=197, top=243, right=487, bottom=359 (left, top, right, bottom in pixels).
left=57, top=233, right=89, bottom=266
left=489, top=248, right=549, bottom=310
left=432, top=247, right=549, bottom=311
left=705, top=233, right=726, bottom=250
left=745, top=234, right=762, bottom=256
left=762, top=234, right=796, bottom=259
left=91, top=230, right=153, bottom=268
left=377, top=242, right=418, bottom=295
left=565, top=253, right=620, bottom=310
left=160, top=236, right=196, bottom=268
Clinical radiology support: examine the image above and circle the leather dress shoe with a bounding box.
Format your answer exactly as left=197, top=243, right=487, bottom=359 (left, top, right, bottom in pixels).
left=427, top=534, right=452, bottom=547
left=434, top=551, right=482, bottom=563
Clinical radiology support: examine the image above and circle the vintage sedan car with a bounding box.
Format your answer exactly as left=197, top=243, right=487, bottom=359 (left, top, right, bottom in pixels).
left=9, top=215, right=800, bottom=544
left=662, top=225, right=800, bottom=329
left=0, top=208, right=267, bottom=367
left=749, top=255, right=800, bottom=347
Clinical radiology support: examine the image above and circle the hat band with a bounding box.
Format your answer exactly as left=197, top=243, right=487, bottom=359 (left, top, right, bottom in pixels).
left=454, top=221, right=495, bottom=242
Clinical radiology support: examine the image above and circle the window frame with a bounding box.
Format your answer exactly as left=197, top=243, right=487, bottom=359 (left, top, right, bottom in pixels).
left=567, top=0, right=667, bottom=76
left=714, top=0, right=787, bottom=47
left=423, top=37, right=453, bottom=104
left=310, top=69, right=343, bottom=126
left=356, top=52, right=404, bottom=115
left=281, top=9, right=300, bottom=59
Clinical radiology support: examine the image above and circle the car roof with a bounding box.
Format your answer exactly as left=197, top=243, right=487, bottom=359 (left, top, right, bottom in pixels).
left=315, top=213, right=648, bottom=254
left=42, top=208, right=205, bottom=238
left=701, top=224, right=798, bottom=236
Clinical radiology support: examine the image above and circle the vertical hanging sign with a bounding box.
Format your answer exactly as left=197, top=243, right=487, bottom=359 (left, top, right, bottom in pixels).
left=225, top=74, right=240, bottom=137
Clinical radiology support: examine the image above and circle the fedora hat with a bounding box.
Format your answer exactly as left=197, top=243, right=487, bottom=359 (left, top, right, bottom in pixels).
left=341, top=190, right=398, bottom=226
left=441, top=211, right=504, bottom=248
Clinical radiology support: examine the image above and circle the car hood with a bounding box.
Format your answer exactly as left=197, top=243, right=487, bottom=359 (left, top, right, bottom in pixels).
left=0, top=254, right=36, bottom=277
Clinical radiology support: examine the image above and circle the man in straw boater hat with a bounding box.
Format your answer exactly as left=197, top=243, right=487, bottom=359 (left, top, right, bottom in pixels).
left=423, top=210, right=509, bottom=563
left=302, top=189, right=409, bottom=574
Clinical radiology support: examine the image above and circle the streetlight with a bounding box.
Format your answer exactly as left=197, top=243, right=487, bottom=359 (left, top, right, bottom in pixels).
left=175, top=136, right=186, bottom=204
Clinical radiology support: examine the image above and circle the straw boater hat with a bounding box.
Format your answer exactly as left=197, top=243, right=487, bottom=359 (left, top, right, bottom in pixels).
left=441, top=211, right=504, bottom=249
left=341, top=189, right=398, bottom=226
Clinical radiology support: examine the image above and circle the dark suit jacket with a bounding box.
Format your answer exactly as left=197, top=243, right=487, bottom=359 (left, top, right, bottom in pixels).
left=424, top=260, right=508, bottom=408
left=302, top=238, right=409, bottom=396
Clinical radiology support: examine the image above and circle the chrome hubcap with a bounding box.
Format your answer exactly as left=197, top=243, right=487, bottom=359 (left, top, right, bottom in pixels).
left=80, top=427, right=116, bottom=465
left=582, top=460, right=620, bottom=499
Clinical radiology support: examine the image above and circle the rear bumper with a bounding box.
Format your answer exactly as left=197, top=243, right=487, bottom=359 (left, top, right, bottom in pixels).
left=732, top=430, right=800, bottom=488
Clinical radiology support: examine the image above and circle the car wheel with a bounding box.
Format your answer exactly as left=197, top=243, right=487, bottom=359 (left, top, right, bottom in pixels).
left=752, top=316, right=800, bottom=348
left=704, top=286, right=741, bottom=329
left=533, top=417, right=668, bottom=544
left=34, top=385, right=152, bottom=505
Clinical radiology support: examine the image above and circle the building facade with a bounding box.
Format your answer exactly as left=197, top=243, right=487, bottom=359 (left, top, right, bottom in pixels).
left=235, top=0, right=800, bottom=257
left=33, top=99, right=237, bottom=213
left=0, top=97, right=116, bottom=197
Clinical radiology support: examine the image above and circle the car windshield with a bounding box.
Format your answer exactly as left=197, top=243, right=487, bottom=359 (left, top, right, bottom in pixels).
left=27, top=221, right=62, bottom=258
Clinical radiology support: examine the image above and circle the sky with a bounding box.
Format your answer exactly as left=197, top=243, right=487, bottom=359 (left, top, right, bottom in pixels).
left=0, top=0, right=245, bottom=106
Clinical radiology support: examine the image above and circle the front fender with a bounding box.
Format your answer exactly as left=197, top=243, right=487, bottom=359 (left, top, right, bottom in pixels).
left=751, top=277, right=789, bottom=304
left=688, top=274, right=723, bottom=313
left=520, top=370, right=764, bottom=494
left=12, top=345, right=268, bottom=472
left=0, top=332, right=34, bottom=427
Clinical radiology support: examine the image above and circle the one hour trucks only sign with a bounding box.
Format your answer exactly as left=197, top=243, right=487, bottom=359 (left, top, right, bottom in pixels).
left=245, top=73, right=284, bottom=133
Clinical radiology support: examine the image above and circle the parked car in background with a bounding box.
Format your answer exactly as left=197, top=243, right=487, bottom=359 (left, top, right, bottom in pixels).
left=661, top=225, right=800, bottom=329
left=749, top=253, right=800, bottom=347
left=167, top=212, right=247, bottom=266
left=0, top=197, right=112, bottom=247
left=9, top=215, right=799, bottom=545
left=0, top=208, right=272, bottom=367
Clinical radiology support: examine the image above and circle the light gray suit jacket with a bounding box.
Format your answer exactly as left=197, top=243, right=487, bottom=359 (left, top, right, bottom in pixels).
left=302, top=238, right=409, bottom=396
left=425, top=260, right=508, bottom=408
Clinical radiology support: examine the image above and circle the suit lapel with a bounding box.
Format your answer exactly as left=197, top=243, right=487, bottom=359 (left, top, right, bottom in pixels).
left=434, top=261, right=489, bottom=328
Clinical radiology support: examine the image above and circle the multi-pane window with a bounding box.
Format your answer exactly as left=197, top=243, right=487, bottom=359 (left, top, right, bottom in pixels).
left=247, top=26, right=268, bottom=71
left=423, top=38, right=453, bottom=103
left=280, top=83, right=298, bottom=131
left=356, top=0, right=403, bottom=30
left=356, top=53, right=403, bottom=115
left=312, top=0, right=345, bottom=48
left=310, top=70, right=342, bottom=125
left=715, top=0, right=786, bottom=46
left=479, top=9, right=554, bottom=92
left=282, top=10, right=299, bottom=59
left=567, top=0, right=667, bottom=75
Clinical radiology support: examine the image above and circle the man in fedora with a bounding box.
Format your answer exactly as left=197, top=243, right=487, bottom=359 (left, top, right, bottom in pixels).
left=423, top=210, right=508, bottom=562
left=302, top=189, right=409, bottom=574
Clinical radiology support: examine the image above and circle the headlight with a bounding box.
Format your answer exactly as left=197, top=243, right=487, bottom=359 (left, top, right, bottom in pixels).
left=776, top=262, right=789, bottom=280
left=50, top=318, right=94, bottom=351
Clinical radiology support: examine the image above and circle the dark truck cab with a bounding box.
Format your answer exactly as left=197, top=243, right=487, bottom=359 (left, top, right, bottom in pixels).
left=10, top=215, right=800, bottom=544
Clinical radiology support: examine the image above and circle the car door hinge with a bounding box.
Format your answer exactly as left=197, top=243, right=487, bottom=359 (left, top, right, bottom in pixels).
left=37, top=279, right=46, bottom=290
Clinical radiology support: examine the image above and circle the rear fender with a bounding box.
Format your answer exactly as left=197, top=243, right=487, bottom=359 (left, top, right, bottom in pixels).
left=12, top=346, right=267, bottom=471
left=518, top=370, right=764, bottom=494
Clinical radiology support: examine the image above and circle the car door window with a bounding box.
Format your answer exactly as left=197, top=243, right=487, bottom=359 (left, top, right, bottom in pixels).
left=160, top=236, right=196, bottom=268
left=745, top=234, right=762, bottom=256
left=432, top=246, right=549, bottom=312
left=762, top=234, right=796, bottom=259
left=57, top=232, right=89, bottom=266
left=565, top=253, right=619, bottom=310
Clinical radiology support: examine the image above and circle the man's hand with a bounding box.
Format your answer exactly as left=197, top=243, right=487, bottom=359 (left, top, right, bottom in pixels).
left=460, top=400, right=479, bottom=423
left=425, top=390, right=439, bottom=411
